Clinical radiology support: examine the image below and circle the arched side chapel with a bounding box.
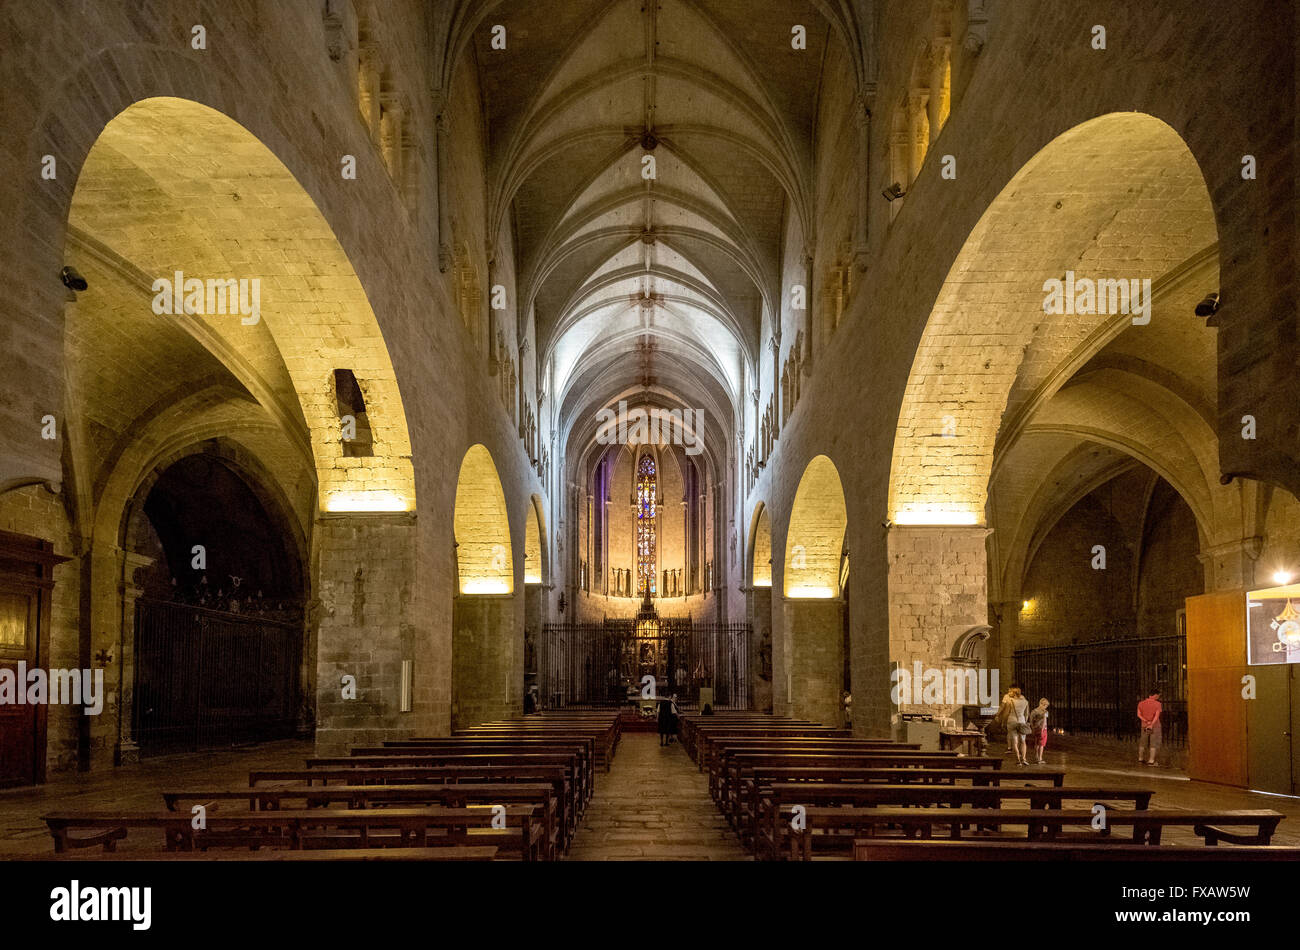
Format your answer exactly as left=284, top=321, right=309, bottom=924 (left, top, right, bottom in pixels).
left=0, top=0, right=1294, bottom=817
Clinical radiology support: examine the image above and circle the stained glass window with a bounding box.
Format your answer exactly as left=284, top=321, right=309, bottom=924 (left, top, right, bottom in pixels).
left=636, top=455, right=657, bottom=595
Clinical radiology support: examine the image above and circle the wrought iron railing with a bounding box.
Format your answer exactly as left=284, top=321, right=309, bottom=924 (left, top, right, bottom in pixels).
left=1014, top=634, right=1187, bottom=745
left=133, top=598, right=302, bottom=754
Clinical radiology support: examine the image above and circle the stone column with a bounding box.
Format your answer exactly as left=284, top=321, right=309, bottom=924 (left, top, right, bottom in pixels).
left=702, top=491, right=712, bottom=595
left=907, top=92, right=928, bottom=183
left=769, top=337, right=781, bottom=441
left=1198, top=537, right=1263, bottom=592
left=434, top=105, right=451, bottom=272
left=681, top=498, right=689, bottom=594
left=583, top=489, right=591, bottom=592
left=379, top=94, right=403, bottom=181
left=452, top=592, right=517, bottom=728
left=602, top=497, right=611, bottom=594
left=315, top=511, right=430, bottom=755
left=852, top=87, right=873, bottom=271
left=886, top=525, right=990, bottom=717
left=749, top=584, right=774, bottom=712
left=487, top=253, right=500, bottom=373
left=991, top=599, right=1022, bottom=687
left=358, top=42, right=381, bottom=141
left=802, top=251, right=815, bottom=371
left=85, top=543, right=124, bottom=771
left=928, top=40, right=951, bottom=142
left=113, top=551, right=154, bottom=766
left=783, top=596, right=844, bottom=727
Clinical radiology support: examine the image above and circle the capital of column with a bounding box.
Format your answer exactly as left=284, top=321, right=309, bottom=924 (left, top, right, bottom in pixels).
left=1198, top=536, right=1264, bottom=561
left=1197, top=536, right=1264, bottom=590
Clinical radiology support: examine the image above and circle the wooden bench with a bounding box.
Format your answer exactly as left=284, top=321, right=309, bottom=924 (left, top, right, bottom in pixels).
left=755, top=784, right=1155, bottom=858
left=784, top=807, right=1287, bottom=860
left=698, top=736, right=911, bottom=775
left=23, top=846, right=500, bottom=861
left=680, top=716, right=823, bottom=758
left=528, top=717, right=621, bottom=755
left=307, top=752, right=590, bottom=809
left=452, top=731, right=615, bottom=771
left=853, top=839, right=1300, bottom=862
left=248, top=765, right=577, bottom=847
left=682, top=720, right=827, bottom=760
left=361, top=739, right=596, bottom=790
left=455, top=724, right=619, bottom=770
left=715, top=751, right=989, bottom=822
left=163, top=782, right=562, bottom=859
left=44, top=805, right=546, bottom=859
left=693, top=729, right=855, bottom=767
left=733, top=765, right=1068, bottom=846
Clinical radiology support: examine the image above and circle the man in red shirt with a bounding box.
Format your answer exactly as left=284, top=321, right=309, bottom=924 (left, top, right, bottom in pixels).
left=1137, top=689, right=1162, bottom=765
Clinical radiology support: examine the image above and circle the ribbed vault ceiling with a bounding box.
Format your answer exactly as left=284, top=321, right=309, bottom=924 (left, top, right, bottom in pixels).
left=453, top=0, right=849, bottom=447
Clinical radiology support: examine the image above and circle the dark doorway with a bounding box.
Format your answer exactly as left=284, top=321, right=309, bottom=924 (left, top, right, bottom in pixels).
left=128, top=452, right=305, bottom=754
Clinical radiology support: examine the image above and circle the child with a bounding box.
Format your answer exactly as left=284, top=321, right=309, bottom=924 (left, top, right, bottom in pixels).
left=1028, top=698, right=1050, bottom=765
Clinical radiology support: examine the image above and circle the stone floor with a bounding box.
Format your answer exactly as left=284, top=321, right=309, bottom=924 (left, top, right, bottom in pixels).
left=0, top=740, right=313, bottom=856
left=980, top=738, right=1300, bottom=847
left=1, top=734, right=1297, bottom=858
left=565, top=733, right=749, bottom=860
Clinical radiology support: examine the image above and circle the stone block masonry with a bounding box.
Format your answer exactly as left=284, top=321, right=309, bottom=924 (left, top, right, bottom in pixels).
left=314, top=511, right=433, bottom=756
left=887, top=525, right=990, bottom=717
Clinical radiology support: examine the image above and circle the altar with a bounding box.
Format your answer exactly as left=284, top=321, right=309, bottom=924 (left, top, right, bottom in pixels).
left=538, top=591, right=753, bottom=711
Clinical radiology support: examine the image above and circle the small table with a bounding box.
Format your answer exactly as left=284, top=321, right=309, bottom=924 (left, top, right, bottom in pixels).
left=939, top=730, right=986, bottom=756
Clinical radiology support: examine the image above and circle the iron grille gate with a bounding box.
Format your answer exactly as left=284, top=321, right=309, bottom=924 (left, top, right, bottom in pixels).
left=134, top=598, right=302, bottom=753
left=540, top=620, right=752, bottom=710
left=1014, top=634, right=1187, bottom=744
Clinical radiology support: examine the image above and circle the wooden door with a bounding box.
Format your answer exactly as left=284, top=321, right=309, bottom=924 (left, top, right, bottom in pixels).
left=0, top=531, right=68, bottom=787
left=1185, top=590, right=1248, bottom=786
left=0, top=590, right=39, bottom=786
left=1247, top=663, right=1292, bottom=794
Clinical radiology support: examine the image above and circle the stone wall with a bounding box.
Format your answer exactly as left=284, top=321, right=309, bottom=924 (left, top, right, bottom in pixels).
left=747, top=0, right=1295, bottom=737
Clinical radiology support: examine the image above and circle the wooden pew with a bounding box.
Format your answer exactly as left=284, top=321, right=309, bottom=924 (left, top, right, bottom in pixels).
left=679, top=716, right=824, bottom=757
left=359, top=738, right=596, bottom=790
left=680, top=717, right=824, bottom=758
left=692, top=727, right=854, bottom=766
left=754, top=784, right=1155, bottom=859
left=25, top=846, right=500, bottom=861
left=699, top=737, right=917, bottom=778
left=714, top=749, right=974, bottom=797
left=715, top=751, right=986, bottom=820
left=308, top=752, right=590, bottom=809
left=853, top=839, right=1300, bottom=862
left=460, top=719, right=620, bottom=767
left=248, top=765, right=577, bottom=847
left=43, top=805, right=546, bottom=859
left=451, top=728, right=617, bottom=771
left=163, top=782, right=561, bottom=860
left=784, top=807, right=1287, bottom=860
left=732, top=765, right=1068, bottom=845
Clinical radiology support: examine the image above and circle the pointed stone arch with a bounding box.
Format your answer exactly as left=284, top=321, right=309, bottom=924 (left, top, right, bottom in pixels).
left=749, top=502, right=773, bottom=588
left=888, top=112, right=1217, bottom=528
left=454, top=444, right=514, bottom=594
left=781, top=455, right=849, bottom=727
left=785, top=455, right=848, bottom=598
left=70, top=96, right=418, bottom=516
left=525, top=492, right=548, bottom=585
left=453, top=444, right=518, bottom=727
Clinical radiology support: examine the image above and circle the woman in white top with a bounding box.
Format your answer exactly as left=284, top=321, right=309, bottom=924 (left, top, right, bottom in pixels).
left=1004, top=686, right=1030, bottom=765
